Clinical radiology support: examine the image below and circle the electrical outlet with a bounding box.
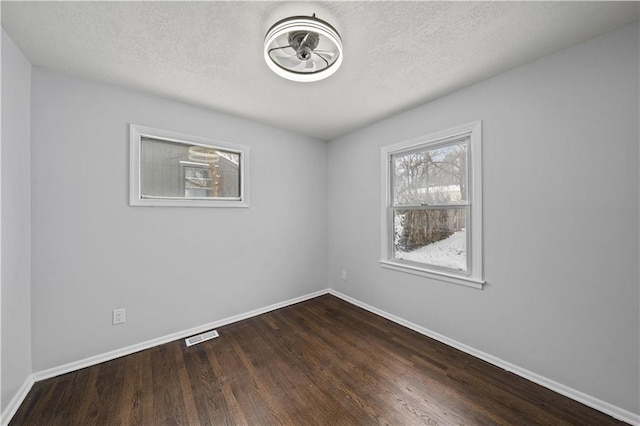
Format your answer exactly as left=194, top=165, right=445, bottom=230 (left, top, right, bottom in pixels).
left=341, top=270, right=347, bottom=281
left=112, top=308, right=126, bottom=325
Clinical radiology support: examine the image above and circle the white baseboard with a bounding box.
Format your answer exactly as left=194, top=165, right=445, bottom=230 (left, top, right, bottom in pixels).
left=4, top=288, right=638, bottom=426
left=1, top=375, right=34, bottom=426
left=33, top=288, right=329, bottom=382
left=328, top=289, right=640, bottom=426
left=2, top=288, right=330, bottom=425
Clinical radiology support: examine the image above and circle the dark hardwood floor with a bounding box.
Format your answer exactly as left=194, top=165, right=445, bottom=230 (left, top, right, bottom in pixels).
left=11, top=294, right=624, bottom=425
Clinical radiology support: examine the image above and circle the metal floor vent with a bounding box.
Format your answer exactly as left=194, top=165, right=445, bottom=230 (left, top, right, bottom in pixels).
left=185, top=330, right=219, bottom=347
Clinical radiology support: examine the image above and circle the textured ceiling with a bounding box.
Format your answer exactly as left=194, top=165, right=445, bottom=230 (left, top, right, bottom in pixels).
left=2, top=1, right=638, bottom=141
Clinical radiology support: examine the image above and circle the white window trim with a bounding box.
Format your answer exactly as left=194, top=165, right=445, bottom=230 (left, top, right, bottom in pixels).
left=380, top=121, right=483, bottom=289
left=129, top=124, right=250, bottom=208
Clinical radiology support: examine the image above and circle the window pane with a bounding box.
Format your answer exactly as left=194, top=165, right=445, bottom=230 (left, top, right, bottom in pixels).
left=392, top=139, right=468, bottom=206
left=140, top=137, right=240, bottom=199
left=393, top=208, right=467, bottom=271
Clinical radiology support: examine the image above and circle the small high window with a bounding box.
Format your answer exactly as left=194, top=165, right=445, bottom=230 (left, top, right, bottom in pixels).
left=380, top=121, right=483, bottom=288
left=129, top=124, right=249, bottom=207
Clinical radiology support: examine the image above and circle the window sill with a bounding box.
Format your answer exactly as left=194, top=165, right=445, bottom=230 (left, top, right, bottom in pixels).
left=379, top=260, right=484, bottom=290
left=130, top=197, right=249, bottom=208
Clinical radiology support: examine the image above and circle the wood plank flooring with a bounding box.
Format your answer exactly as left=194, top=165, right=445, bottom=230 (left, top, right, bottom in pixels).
left=10, top=294, right=624, bottom=425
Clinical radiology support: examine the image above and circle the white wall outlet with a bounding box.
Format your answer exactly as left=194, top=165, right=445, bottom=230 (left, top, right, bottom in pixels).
left=112, top=308, right=126, bottom=325
left=341, top=270, right=347, bottom=281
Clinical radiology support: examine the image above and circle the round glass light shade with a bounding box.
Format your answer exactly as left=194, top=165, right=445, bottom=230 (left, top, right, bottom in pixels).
left=264, top=15, right=343, bottom=82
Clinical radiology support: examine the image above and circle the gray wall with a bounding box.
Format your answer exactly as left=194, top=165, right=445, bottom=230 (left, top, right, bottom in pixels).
left=30, top=68, right=328, bottom=371
left=1, top=30, right=33, bottom=411
left=327, top=23, right=639, bottom=414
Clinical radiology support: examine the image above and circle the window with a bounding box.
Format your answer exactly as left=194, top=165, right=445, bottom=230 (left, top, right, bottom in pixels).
left=380, top=121, right=483, bottom=288
left=129, top=124, right=249, bottom=207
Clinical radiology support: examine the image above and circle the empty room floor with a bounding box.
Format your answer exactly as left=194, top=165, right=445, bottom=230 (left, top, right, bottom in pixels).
left=10, top=295, right=623, bottom=425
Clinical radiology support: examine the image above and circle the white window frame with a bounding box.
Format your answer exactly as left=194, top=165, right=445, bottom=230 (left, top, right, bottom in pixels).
left=129, top=124, right=250, bottom=207
left=380, top=121, right=483, bottom=289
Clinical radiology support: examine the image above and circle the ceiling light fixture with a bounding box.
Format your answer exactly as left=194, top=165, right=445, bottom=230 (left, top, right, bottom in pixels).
left=264, top=13, right=343, bottom=83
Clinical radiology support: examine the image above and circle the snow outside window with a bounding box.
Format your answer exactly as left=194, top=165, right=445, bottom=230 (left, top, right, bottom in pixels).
left=380, top=121, right=483, bottom=289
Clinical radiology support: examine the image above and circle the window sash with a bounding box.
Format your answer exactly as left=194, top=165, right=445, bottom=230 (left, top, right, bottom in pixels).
left=390, top=137, right=470, bottom=208
left=389, top=205, right=471, bottom=275
left=140, top=137, right=242, bottom=200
